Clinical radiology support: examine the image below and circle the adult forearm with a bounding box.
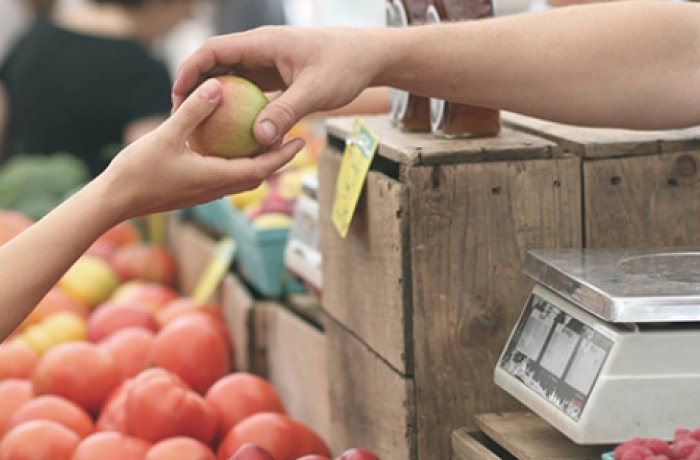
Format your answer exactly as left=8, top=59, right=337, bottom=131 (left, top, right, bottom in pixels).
left=378, top=2, right=700, bottom=129
left=0, top=178, right=119, bottom=340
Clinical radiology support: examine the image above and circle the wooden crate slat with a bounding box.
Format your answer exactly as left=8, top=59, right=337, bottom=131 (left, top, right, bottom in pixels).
left=584, top=150, right=700, bottom=247
left=220, top=274, right=255, bottom=372
left=406, top=155, right=582, bottom=459
left=503, top=112, right=700, bottom=159
left=263, top=303, right=331, bottom=445
left=325, top=115, right=556, bottom=166
left=452, top=429, right=503, bottom=460
left=319, top=147, right=411, bottom=374
left=325, top=317, right=415, bottom=459
left=475, top=413, right=612, bottom=460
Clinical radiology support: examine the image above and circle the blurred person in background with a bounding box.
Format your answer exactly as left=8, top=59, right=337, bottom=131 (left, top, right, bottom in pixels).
left=216, top=0, right=285, bottom=34
left=0, top=0, right=195, bottom=177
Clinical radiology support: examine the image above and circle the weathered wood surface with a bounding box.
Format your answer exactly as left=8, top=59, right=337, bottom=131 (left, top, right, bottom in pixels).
left=219, top=274, right=255, bottom=372
left=475, top=413, right=612, bottom=460
left=584, top=150, right=700, bottom=247
left=452, top=429, right=504, bottom=460
left=263, top=303, right=331, bottom=446
left=325, top=115, right=558, bottom=166
left=325, top=317, right=415, bottom=460
left=406, top=155, right=582, bottom=459
left=319, top=146, right=412, bottom=374
left=503, top=112, right=700, bottom=159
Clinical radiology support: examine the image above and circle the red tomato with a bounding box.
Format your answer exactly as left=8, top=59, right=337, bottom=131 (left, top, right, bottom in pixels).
left=96, top=221, right=141, bottom=248
left=87, top=302, right=159, bottom=342
left=110, top=282, right=179, bottom=314
left=0, top=420, right=80, bottom=460
left=0, top=342, right=38, bottom=380
left=0, top=210, right=32, bottom=246
left=0, top=379, right=33, bottom=437
left=111, top=245, right=178, bottom=286
left=157, top=299, right=224, bottom=327
left=96, top=380, right=132, bottom=433
left=98, top=328, right=155, bottom=380
left=145, top=437, right=216, bottom=460
left=297, top=456, right=332, bottom=460
left=217, top=413, right=330, bottom=460
left=72, top=431, right=151, bottom=460
left=32, top=342, right=120, bottom=414
left=9, top=395, right=93, bottom=438
left=125, top=368, right=217, bottom=444
left=205, top=373, right=285, bottom=439
left=336, top=448, right=381, bottom=460
left=21, top=289, right=90, bottom=329
left=151, top=315, right=231, bottom=394
left=227, top=444, right=275, bottom=460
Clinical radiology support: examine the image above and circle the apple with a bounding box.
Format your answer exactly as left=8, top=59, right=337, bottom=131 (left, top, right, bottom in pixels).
left=189, top=76, right=269, bottom=158
left=336, top=448, right=381, bottom=460
left=111, top=244, right=178, bottom=287
left=110, top=281, right=179, bottom=314
left=87, top=302, right=159, bottom=342
left=228, top=444, right=275, bottom=460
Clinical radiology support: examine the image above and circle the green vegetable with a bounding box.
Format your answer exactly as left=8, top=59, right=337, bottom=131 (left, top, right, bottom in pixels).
left=0, top=152, right=90, bottom=219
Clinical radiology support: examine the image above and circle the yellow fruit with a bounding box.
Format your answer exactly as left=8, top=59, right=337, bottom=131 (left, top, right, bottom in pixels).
left=229, top=181, right=269, bottom=210
left=14, top=312, right=86, bottom=355
left=287, top=148, right=316, bottom=170
left=253, top=213, right=293, bottom=230
left=59, top=256, right=120, bottom=308
left=278, top=166, right=317, bottom=200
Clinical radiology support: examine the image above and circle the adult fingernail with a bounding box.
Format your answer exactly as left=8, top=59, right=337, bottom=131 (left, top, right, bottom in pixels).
left=259, top=120, right=279, bottom=144
left=199, top=79, right=221, bottom=102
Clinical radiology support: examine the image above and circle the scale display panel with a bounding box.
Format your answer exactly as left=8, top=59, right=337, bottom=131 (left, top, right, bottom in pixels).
left=499, top=291, right=613, bottom=421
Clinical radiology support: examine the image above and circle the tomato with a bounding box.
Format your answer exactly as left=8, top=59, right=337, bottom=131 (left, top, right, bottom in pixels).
left=96, top=381, right=132, bottom=433
left=9, top=395, right=93, bottom=438
left=111, top=245, right=178, bottom=286
left=0, top=379, right=33, bottom=437
left=156, top=299, right=224, bottom=327
left=227, top=444, right=275, bottom=460
left=336, top=448, right=381, bottom=460
left=21, top=289, right=89, bottom=330
left=125, top=368, right=216, bottom=444
left=217, top=413, right=330, bottom=460
left=0, top=342, right=37, bottom=380
left=0, top=210, right=32, bottom=246
left=87, top=302, right=159, bottom=342
left=96, top=221, right=141, bottom=248
left=98, top=328, right=155, bottom=380
left=296, top=456, right=331, bottom=460
left=32, top=342, right=120, bottom=414
left=72, top=431, right=151, bottom=460
left=145, top=437, right=216, bottom=460
left=151, top=315, right=231, bottom=394
left=0, top=420, right=80, bottom=460
left=205, top=373, right=285, bottom=440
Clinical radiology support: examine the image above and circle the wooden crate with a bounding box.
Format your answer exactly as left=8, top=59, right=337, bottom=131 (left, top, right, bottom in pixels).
left=258, top=299, right=332, bottom=449
left=319, top=115, right=582, bottom=459
left=452, top=412, right=612, bottom=460
left=503, top=113, right=700, bottom=247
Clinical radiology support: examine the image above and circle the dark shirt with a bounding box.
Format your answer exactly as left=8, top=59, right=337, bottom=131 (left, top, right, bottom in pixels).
left=0, top=20, right=172, bottom=176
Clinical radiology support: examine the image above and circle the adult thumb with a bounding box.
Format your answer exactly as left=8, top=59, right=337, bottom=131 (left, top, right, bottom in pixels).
left=166, top=78, right=222, bottom=140
left=254, top=80, right=319, bottom=146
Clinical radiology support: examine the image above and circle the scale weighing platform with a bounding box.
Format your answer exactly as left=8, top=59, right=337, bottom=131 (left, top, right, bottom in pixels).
left=494, top=248, right=700, bottom=444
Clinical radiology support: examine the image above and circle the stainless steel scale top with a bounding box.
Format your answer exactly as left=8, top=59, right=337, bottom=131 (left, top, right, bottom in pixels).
left=524, top=248, right=700, bottom=323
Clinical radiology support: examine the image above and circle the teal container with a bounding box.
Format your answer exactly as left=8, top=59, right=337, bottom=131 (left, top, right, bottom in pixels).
left=186, top=198, right=304, bottom=298
left=601, top=452, right=614, bottom=460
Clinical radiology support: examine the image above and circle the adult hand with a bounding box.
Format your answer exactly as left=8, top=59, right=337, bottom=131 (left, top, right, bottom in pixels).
left=172, top=27, right=390, bottom=147
left=97, top=78, right=304, bottom=222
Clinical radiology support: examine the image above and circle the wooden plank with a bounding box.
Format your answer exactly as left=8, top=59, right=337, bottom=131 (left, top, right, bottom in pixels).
left=503, top=112, right=700, bottom=159
left=406, top=155, right=582, bottom=460
left=319, top=146, right=411, bottom=374
left=475, top=413, right=612, bottom=460
left=325, top=115, right=557, bottom=166
left=584, top=150, right=700, bottom=247
left=263, top=303, right=331, bottom=446
left=219, top=274, right=255, bottom=372
left=325, top=317, right=415, bottom=459
left=452, top=429, right=503, bottom=460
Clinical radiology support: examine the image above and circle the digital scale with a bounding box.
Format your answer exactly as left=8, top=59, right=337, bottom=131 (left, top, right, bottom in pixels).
left=494, top=248, right=700, bottom=444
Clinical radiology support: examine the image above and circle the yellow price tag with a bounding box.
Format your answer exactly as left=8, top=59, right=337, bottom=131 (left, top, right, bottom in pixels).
left=191, top=237, right=237, bottom=304
left=331, top=118, right=379, bottom=238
